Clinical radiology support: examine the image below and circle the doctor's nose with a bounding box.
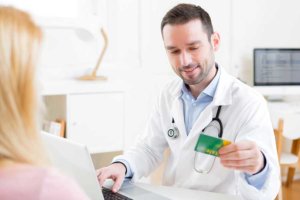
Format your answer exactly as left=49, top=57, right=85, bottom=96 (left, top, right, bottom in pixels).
left=179, top=51, right=192, bottom=67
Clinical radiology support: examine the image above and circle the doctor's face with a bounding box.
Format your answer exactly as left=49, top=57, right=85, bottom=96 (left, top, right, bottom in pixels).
left=162, top=19, right=220, bottom=86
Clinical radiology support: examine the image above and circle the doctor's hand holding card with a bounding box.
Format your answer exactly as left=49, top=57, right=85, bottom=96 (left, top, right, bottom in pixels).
left=195, top=134, right=265, bottom=175
left=218, top=140, right=265, bottom=175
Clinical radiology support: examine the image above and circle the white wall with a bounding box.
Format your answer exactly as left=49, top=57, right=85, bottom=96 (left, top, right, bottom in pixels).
left=6, top=0, right=300, bottom=83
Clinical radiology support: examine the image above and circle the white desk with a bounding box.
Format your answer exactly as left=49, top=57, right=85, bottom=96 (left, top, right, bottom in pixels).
left=268, top=101, right=300, bottom=140
left=106, top=181, right=240, bottom=200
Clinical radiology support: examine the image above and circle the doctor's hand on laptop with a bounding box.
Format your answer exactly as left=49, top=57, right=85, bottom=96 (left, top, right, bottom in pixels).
left=97, top=163, right=127, bottom=193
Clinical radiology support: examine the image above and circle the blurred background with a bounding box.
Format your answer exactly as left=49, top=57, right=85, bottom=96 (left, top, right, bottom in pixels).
left=1, top=0, right=300, bottom=199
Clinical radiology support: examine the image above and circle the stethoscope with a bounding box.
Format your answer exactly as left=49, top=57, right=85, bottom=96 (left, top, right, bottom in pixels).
left=202, top=105, right=223, bottom=138
left=168, top=106, right=223, bottom=173
left=168, top=105, right=223, bottom=139
left=194, top=105, right=223, bottom=173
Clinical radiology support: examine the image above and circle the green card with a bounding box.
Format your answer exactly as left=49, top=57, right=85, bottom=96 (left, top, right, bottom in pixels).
left=194, top=134, right=231, bottom=157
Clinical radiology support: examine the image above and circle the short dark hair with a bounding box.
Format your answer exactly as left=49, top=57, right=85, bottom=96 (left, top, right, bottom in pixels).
left=161, top=3, right=214, bottom=39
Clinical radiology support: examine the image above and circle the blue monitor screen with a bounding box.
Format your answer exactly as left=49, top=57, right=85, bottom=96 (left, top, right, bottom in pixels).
left=254, top=48, right=300, bottom=86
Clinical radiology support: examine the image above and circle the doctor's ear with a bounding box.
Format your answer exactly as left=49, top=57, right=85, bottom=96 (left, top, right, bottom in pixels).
left=210, top=32, right=220, bottom=51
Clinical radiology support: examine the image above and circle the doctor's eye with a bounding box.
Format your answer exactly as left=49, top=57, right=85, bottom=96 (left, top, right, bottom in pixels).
left=167, top=48, right=180, bottom=54
left=189, top=46, right=200, bottom=51
left=170, top=50, right=180, bottom=55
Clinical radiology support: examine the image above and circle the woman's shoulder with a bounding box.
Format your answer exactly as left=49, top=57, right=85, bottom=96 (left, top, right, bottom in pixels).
left=0, top=164, right=90, bottom=200
left=40, top=167, right=90, bottom=199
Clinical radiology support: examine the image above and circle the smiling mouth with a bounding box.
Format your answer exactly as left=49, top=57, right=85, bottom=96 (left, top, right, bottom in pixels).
left=182, top=65, right=198, bottom=73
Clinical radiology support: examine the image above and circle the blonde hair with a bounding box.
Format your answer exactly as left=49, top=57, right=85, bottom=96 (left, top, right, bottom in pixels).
left=0, top=6, right=47, bottom=165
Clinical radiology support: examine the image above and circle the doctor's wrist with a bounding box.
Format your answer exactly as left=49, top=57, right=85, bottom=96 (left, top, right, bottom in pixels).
left=112, top=161, right=127, bottom=175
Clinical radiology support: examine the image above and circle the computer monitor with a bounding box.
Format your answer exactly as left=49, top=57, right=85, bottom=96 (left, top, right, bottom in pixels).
left=254, top=48, right=300, bottom=86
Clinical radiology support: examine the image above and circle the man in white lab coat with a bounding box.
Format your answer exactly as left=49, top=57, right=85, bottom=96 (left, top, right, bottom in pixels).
left=97, top=3, right=280, bottom=200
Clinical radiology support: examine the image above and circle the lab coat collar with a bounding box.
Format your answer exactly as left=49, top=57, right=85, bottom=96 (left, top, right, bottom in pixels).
left=171, top=78, right=183, bottom=99
left=212, top=66, right=233, bottom=106
left=170, top=97, right=187, bottom=139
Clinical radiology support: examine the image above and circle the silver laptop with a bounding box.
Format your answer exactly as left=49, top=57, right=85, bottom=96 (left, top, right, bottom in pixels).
left=41, top=132, right=170, bottom=200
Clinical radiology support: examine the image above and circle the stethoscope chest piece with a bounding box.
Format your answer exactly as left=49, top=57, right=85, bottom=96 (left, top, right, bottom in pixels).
left=168, top=117, right=180, bottom=139
left=167, top=126, right=179, bottom=139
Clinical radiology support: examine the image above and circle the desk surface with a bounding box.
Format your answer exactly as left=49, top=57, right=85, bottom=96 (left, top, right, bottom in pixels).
left=107, top=181, right=240, bottom=200
left=268, top=101, right=300, bottom=139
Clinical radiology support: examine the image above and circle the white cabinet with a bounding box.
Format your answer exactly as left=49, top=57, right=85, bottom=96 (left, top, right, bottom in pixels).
left=67, top=93, right=124, bottom=153
left=42, top=80, right=126, bottom=154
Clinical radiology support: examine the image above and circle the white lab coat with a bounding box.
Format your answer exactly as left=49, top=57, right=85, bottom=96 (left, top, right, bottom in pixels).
left=116, top=67, right=280, bottom=200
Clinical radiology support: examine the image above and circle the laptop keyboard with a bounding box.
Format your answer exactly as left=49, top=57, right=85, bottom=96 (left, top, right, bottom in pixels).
left=102, top=187, right=133, bottom=200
